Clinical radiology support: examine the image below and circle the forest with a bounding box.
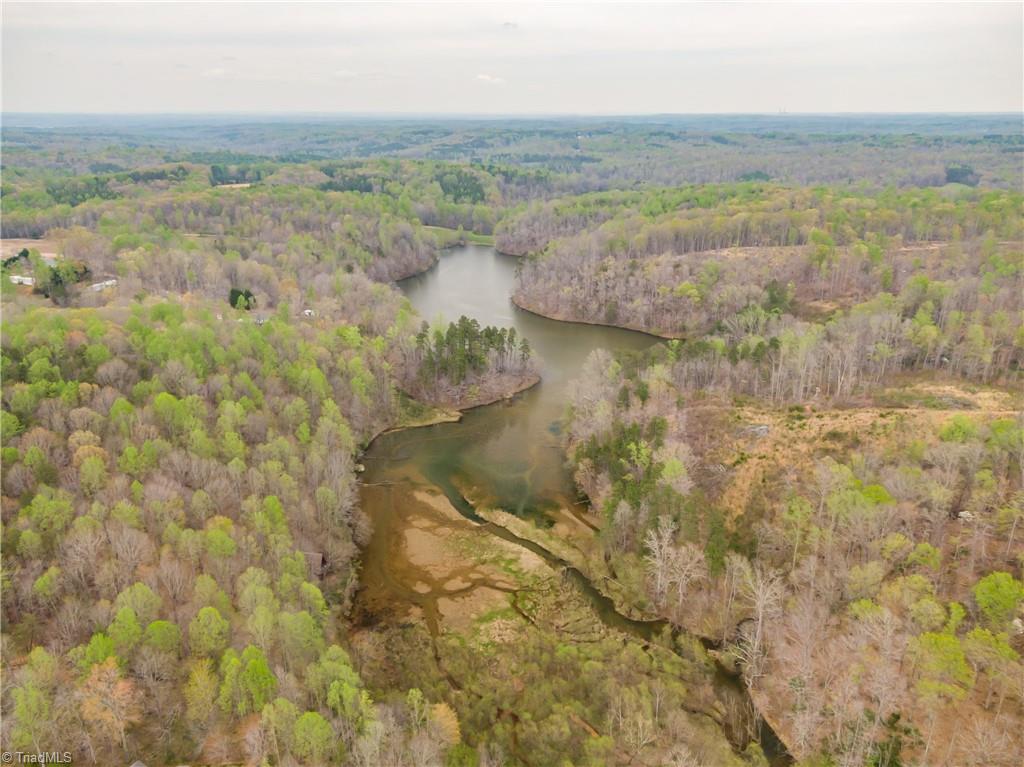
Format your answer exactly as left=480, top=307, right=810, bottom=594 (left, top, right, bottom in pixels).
left=565, top=345, right=1022, bottom=766
left=0, top=115, right=1021, bottom=767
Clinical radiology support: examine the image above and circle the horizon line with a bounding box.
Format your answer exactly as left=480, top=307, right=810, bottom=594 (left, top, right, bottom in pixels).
left=4, top=110, right=1022, bottom=118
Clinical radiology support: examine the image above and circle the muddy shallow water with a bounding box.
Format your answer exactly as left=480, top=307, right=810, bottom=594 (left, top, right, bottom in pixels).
left=355, top=244, right=790, bottom=763
left=357, top=244, right=654, bottom=622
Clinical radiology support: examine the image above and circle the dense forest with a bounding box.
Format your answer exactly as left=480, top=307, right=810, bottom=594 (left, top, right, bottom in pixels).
left=4, top=114, right=1022, bottom=189
left=510, top=186, right=1022, bottom=346
left=1, top=116, right=1022, bottom=766
left=1, top=138, right=544, bottom=764
left=565, top=345, right=1023, bottom=766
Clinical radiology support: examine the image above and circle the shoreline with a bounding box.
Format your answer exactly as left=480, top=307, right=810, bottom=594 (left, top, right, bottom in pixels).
left=388, top=252, right=441, bottom=282
left=511, top=293, right=686, bottom=341
left=391, top=234, right=498, bottom=284
left=409, top=371, right=541, bottom=413
left=360, top=372, right=541, bottom=453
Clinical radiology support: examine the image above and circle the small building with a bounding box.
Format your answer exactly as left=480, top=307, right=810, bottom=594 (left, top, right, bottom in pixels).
left=302, top=551, right=326, bottom=579
left=89, top=278, right=118, bottom=292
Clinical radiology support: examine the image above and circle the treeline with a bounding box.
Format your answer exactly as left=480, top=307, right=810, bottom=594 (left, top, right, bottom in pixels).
left=8, top=116, right=1021, bottom=191
left=565, top=347, right=1024, bottom=765
left=2, top=164, right=205, bottom=223
left=2, top=158, right=546, bottom=243
left=45, top=176, right=121, bottom=206
left=318, top=159, right=563, bottom=230
left=509, top=184, right=1023, bottom=261
left=497, top=185, right=772, bottom=256
left=209, top=163, right=273, bottom=186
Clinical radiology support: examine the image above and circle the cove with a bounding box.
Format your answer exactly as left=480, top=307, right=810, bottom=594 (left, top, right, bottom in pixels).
left=356, top=244, right=791, bottom=764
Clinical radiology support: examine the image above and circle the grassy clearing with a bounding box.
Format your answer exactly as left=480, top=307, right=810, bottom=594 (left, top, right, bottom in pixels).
left=424, top=225, right=496, bottom=247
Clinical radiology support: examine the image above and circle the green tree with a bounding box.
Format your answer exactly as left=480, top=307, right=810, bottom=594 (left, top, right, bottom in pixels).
left=938, top=415, right=978, bottom=443
left=973, top=572, right=1024, bottom=629
left=239, top=645, right=277, bottom=714
left=193, top=573, right=232, bottom=614
left=189, top=606, right=230, bottom=658
left=964, top=627, right=1019, bottom=709
left=278, top=610, right=324, bottom=670
left=31, top=566, right=61, bottom=606
left=108, top=607, right=143, bottom=657
left=17, top=529, right=43, bottom=559
left=76, top=632, right=117, bottom=673
left=143, top=620, right=182, bottom=655
left=909, top=632, right=974, bottom=702
left=292, top=711, right=334, bottom=763
left=217, top=649, right=242, bottom=716
left=247, top=605, right=277, bottom=652
left=205, top=527, right=237, bottom=559
left=24, top=487, right=73, bottom=547
left=1, top=410, right=24, bottom=441
left=10, top=682, right=53, bottom=751
left=115, top=582, right=162, bottom=625
left=262, top=697, right=299, bottom=761
left=907, top=542, right=941, bottom=572
left=909, top=630, right=975, bottom=763
left=78, top=454, right=108, bottom=496
left=704, top=508, right=727, bottom=576
left=299, top=582, right=328, bottom=623
left=184, top=659, right=218, bottom=724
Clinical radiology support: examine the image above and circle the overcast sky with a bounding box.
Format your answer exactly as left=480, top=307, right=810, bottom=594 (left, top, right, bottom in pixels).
left=2, top=2, right=1021, bottom=114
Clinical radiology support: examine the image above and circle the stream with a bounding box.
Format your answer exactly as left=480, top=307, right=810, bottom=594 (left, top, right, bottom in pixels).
left=357, top=244, right=790, bottom=764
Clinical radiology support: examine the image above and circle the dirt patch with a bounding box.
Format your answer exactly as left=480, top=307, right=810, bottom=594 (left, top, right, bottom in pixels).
left=412, top=489, right=474, bottom=524
left=403, top=526, right=459, bottom=577
left=709, top=390, right=1020, bottom=523
left=906, top=381, right=1021, bottom=411
left=1, top=238, right=58, bottom=263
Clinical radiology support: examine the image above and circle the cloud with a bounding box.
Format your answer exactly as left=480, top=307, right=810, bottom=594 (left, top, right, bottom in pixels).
left=1, top=3, right=1019, bottom=113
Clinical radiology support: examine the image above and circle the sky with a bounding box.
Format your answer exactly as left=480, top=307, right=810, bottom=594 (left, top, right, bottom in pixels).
left=2, top=2, right=1022, bottom=115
